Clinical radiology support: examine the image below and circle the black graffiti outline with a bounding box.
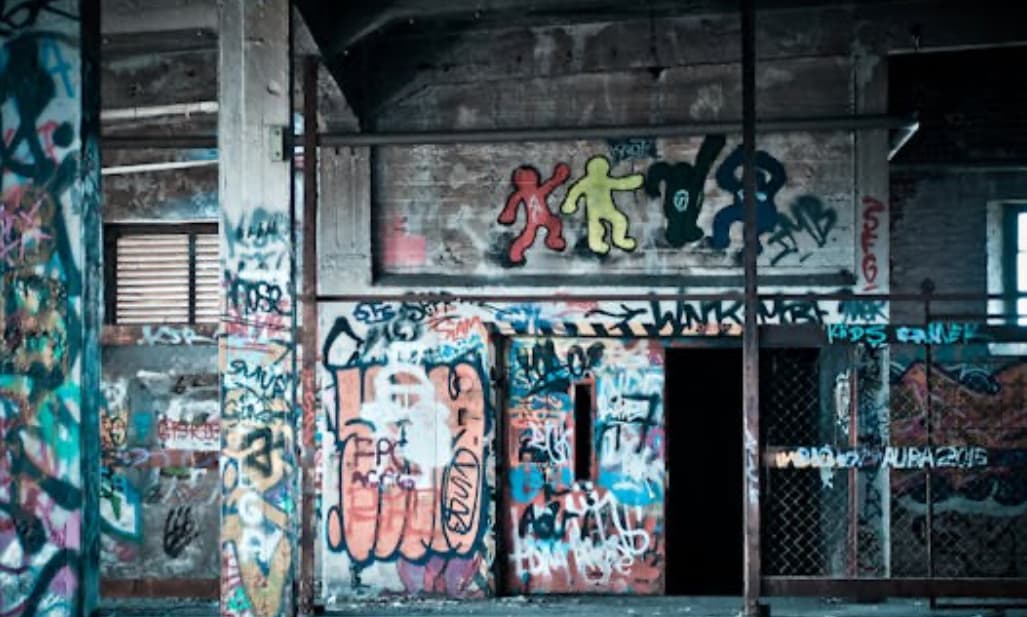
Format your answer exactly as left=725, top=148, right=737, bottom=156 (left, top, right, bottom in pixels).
left=644, top=134, right=725, bottom=247
left=162, top=505, right=200, bottom=558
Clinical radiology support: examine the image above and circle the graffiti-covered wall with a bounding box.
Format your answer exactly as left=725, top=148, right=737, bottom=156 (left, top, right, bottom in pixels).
left=319, top=303, right=494, bottom=599
left=373, top=133, right=852, bottom=279
left=889, top=347, right=1027, bottom=578
left=316, top=297, right=886, bottom=601
left=314, top=5, right=889, bottom=605
left=100, top=339, right=219, bottom=582
left=0, top=1, right=95, bottom=616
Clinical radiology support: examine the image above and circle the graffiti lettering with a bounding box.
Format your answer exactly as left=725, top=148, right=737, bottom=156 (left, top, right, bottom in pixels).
left=606, top=137, right=656, bottom=164
left=894, top=322, right=983, bottom=345
left=838, top=298, right=887, bottom=323
left=772, top=445, right=989, bottom=470
left=860, top=196, right=885, bottom=291
left=767, top=195, right=837, bottom=265
left=138, top=324, right=214, bottom=346
left=826, top=322, right=984, bottom=347
left=225, top=275, right=287, bottom=316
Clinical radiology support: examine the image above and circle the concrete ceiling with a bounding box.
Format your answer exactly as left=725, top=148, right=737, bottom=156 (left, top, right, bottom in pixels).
left=295, top=0, right=898, bottom=130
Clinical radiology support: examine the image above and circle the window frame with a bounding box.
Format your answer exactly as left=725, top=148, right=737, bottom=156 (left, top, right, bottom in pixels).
left=104, top=222, right=218, bottom=325
left=1001, top=203, right=1027, bottom=325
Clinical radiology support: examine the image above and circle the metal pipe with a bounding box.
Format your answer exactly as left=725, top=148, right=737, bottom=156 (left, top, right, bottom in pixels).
left=101, top=113, right=914, bottom=150
left=924, top=293, right=935, bottom=584
left=317, top=113, right=915, bottom=147
left=298, top=55, right=319, bottom=617
left=740, top=0, right=762, bottom=615
left=101, top=159, right=217, bottom=176
left=763, top=576, right=1027, bottom=598
left=102, top=135, right=217, bottom=149
left=887, top=118, right=920, bottom=161
left=891, top=161, right=1027, bottom=173
left=314, top=290, right=1024, bottom=304
left=101, top=101, right=218, bottom=121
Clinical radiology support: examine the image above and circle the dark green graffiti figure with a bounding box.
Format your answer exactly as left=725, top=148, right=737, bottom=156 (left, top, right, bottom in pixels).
left=644, top=134, right=726, bottom=247
left=560, top=155, right=644, bottom=255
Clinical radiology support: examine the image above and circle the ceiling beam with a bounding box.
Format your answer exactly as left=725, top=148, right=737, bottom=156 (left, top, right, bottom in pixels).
left=101, top=0, right=217, bottom=34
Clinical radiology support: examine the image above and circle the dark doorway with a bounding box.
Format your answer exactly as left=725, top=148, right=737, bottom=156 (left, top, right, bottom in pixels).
left=664, top=347, right=743, bottom=595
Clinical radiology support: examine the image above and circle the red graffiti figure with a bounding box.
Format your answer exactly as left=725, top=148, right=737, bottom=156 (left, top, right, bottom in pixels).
left=497, top=163, right=570, bottom=264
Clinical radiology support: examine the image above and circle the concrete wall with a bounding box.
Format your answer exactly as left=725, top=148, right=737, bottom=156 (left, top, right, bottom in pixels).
left=98, top=154, right=219, bottom=589
left=99, top=340, right=219, bottom=582
left=98, top=61, right=219, bottom=594
left=372, top=133, right=852, bottom=281
left=0, top=1, right=100, bottom=615
left=887, top=345, right=1027, bottom=578
left=887, top=170, right=1027, bottom=580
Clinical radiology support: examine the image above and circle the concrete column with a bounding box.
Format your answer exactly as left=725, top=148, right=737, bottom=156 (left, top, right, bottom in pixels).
left=0, top=1, right=102, bottom=616
left=853, top=46, right=891, bottom=577
left=218, top=2, right=297, bottom=617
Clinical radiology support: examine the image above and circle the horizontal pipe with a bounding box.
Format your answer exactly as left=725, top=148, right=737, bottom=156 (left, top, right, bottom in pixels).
left=374, top=271, right=855, bottom=289
left=317, top=114, right=916, bottom=147
left=101, top=159, right=217, bottom=176
left=763, top=576, right=1027, bottom=599
left=101, top=101, right=218, bottom=121
left=99, top=578, right=217, bottom=600
left=103, top=113, right=914, bottom=150
left=891, top=161, right=1027, bottom=173
left=315, top=291, right=1027, bottom=303
left=102, top=134, right=218, bottom=149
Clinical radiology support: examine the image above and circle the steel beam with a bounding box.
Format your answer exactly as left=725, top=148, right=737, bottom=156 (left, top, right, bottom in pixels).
left=317, top=114, right=914, bottom=147
left=763, top=577, right=1027, bottom=598
left=99, top=114, right=914, bottom=150
left=740, top=0, right=763, bottom=615
left=299, top=55, right=320, bottom=617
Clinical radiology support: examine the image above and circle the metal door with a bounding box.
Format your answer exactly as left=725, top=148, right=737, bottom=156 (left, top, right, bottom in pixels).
left=503, top=337, right=665, bottom=594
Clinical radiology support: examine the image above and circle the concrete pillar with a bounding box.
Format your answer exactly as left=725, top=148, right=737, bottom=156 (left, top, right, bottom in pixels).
left=0, top=1, right=102, bottom=616
left=854, top=45, right=891, bottom=577
left=218, top=2, right=297, bottom=616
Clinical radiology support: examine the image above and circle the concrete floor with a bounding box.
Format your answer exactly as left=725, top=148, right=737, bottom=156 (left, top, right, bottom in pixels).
left=97, top=596, right=1027, bottom=617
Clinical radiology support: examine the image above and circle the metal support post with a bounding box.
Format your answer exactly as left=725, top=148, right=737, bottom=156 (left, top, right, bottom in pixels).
left=741, top=0, right=764, bottom=614
left=299, top=55, right=319, bottom=616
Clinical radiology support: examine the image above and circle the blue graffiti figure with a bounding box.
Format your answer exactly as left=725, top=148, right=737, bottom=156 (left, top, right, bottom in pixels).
left=709, top=144, right=787, bottom=251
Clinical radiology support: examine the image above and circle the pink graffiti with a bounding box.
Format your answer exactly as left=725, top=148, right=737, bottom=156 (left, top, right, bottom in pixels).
left=0, top=188, right=53, bottom=265
left=430, top=315, right=485, bottom=342
left=382, top=216, right=427, bottom=268
left=157, top=417, right=219, bottom=445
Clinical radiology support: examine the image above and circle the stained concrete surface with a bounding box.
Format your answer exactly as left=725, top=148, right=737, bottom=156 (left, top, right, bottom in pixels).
left=96, top=596, right=1027, bottom=617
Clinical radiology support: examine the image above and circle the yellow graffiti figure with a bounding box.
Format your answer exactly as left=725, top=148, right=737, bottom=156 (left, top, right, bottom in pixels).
left=560, top=155, right=644, bottom=255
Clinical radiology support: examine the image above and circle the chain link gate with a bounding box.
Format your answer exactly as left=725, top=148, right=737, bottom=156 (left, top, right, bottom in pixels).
left=763, top=348, right=852, bottom=577
left=761, top=335, right=1027, bottom=593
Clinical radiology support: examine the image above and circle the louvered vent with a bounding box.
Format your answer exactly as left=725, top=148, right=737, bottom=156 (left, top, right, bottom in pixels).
left=195, top=234, right=220, bottom=323
left=113, top=229, right=219, bottom=325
